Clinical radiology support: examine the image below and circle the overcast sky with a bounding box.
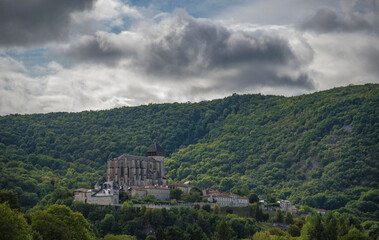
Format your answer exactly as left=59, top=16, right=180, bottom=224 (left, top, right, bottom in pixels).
left=0, top=0, right=378, bottom=115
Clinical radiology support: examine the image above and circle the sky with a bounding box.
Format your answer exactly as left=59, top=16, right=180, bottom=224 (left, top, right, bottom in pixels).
left=0, top=0, right=378, bottom=115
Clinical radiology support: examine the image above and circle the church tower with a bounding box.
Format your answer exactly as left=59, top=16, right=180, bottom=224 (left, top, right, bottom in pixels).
left=147, top=142, right=165, bottom=176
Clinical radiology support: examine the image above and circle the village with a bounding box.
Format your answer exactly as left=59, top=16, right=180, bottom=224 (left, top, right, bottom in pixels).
left=74, top=143, right=326, bottom=217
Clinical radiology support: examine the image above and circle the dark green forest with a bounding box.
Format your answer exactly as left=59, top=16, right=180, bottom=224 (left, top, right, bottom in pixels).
left=0, top=84, right=378, bottom=221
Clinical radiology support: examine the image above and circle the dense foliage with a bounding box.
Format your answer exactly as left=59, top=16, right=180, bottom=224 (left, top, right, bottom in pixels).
left=0, top=84, right=378, bottom=220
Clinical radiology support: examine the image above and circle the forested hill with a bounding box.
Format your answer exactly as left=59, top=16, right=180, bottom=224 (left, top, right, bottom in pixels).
left=0, top=84, right=378, bottom=218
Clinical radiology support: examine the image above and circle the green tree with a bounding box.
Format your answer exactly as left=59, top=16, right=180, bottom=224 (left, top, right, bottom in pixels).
left=269, top=227, right=286, bottom=236
left=185, top=224, right=207, bottom=240
left=340, top=228, right=369, bottom=240
left=214, top=220, right=234, bottom=240
left=0, top=203, right=32, bottom=240
left=202, top=204, right=211, bottom=212
left=226, top=206, right=233, bottom=214
left=100, top=214, right=117, bottom=235
left=322, top=212, right=338, bottom=240
left=284, top=212, right=294, bottom=225
left=301, top=214, right=324, bottom=240
left=271, top=209, right=283, bottom=223
left=287, top=224, right=301, bottom=237
left=0, top=190, right=20, bottom=209
left=103, top=234, right=137, bottom=240
left=252, top=231, right=271, bottom=240
left=31, top=204, right=95, bottom=240
left=145, top=235, right=157, bottom=240
left=213, top=204, right=221, bottom=214
left=248, top=193, right=259, bottom=204
left=155, top=227, right=165, bottom=240
left=169, top=189, right=183, bottom=200
left=164, top=226, right=183, bottom=240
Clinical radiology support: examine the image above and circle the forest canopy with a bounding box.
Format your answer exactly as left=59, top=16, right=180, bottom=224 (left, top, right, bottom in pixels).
left=0, top=84, right=377, bottom=220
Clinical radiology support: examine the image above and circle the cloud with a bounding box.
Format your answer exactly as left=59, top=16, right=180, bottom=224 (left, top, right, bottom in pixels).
left=0, top=0, right=95, bottom=47
left=2, top=1, right=378, bottom=115
left=58, top=10, right=314, bottom=90
left=300, top=0, right=379, bottom=34
left=304, top=31, right=379, bottom=91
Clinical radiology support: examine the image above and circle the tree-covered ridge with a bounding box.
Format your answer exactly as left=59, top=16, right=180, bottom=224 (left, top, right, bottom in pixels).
left=166, top=84, right=378, bottom=217
left=0, top=84, right=378, bottom=218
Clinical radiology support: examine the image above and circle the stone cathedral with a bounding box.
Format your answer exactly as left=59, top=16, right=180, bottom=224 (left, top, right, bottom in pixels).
left=107, top=143, right=168, bottom=187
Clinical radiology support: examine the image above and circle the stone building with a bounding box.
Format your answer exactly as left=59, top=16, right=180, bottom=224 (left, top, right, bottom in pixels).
left=203, top=189, right=249, bottom=207
left=74, top=181, right=119, bottom=205
left=131, top=186, right=170, bottom=201
left=169, top=182, right=194, bottom=194
left=107, top=143, right=168, bottom=187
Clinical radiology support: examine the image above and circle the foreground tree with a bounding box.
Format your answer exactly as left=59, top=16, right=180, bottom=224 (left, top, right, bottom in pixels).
left=31, top=204, right=95, bottom=240
left=103, top=234, right=136, bottom=240
left=185, top=224, right=207, bottom=240
left=214, top=220, right=234, bottom=240
left=0, top=203, right=32, bottom=240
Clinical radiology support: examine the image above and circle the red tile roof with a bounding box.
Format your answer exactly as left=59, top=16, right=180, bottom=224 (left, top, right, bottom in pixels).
left=204, top=191, right=247, bottom=199
left=169, top=183, right=193, bottom=188
left=75, top=188, right=91, bottom=193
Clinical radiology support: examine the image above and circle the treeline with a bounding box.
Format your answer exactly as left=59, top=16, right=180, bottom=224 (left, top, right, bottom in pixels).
left=1, top=188, right=377, bottom=240
left=0, top=189, right=260, bottom=240
left=0, top=84, right=378, bottom=219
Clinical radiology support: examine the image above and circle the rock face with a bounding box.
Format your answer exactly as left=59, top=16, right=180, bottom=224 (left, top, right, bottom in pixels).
left=107, top=143, right=167, bottom=187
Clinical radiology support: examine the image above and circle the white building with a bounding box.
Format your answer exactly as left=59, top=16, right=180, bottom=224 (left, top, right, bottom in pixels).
left=204, top=191, right=249, bottom=207
left=74, top=181, right=119, bottom=205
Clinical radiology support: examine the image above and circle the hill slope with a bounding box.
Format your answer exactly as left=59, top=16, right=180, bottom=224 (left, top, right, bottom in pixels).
left=0, top=84, right=378, bottom=218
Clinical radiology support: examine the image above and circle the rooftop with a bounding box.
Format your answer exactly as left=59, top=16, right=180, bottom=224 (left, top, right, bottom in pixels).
left=131, top=185, right=170, bottom=190
left=204, top=192, right=247, bottom=199
left=75, top=188, right=91, bottom=193
left=147, top=142, right=165, bottom=156
left=169, top=183, right=193, bottom=188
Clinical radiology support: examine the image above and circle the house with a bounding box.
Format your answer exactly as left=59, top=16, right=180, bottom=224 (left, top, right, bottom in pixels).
left=74, top=188, right=95, bottom=203
left=290, top=207, right=298, bottom=215
left=74, top=181, right=119, bottom=205
left=131, top=185, right=170, bottom=201
left=279, top=200, right=297, bottom=213
left=317, top=209, right=326, bottom=215
left=131, top=187, right=148, bottom=199
left=202, top=188, right=220, bottom=196
left=169, top=182, right=193, bottom=194
left=203, top=190, right=249, bottom=207
left=146, top=186, right=170, bottom=201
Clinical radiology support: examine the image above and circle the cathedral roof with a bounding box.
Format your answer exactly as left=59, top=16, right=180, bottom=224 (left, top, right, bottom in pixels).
left=147, top=142, right=165, bottom=154
left=116, top=154, right=151, bottom=161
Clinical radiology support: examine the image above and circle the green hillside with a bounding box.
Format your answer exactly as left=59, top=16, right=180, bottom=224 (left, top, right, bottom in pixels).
left=0, top=84, right=378, bottom=219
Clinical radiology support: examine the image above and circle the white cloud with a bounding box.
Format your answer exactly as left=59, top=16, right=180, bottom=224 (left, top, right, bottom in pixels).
left=0, top=1, right=378, bottom=115
left=305, top=31, right=379, bottom=90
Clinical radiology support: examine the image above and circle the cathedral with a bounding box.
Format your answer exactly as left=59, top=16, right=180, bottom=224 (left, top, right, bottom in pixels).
left=107, top=143, right=168, bottom=187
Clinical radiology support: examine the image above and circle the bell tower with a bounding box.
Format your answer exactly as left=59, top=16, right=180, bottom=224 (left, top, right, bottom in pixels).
left=147, top=142, right=165, bottom=176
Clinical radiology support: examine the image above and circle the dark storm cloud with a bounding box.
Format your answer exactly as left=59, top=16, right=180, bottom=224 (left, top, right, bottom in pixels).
left=0, top=0, right=95, bottom=47
left=59, top=11, right=313, bottom=90
left=300, top=0, right=379, bottom=34
left=143, top=17, right=297, bottom=77
left=58, top=34, right=128, bottom=66
left=213, top=65, right=314, bottom=93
